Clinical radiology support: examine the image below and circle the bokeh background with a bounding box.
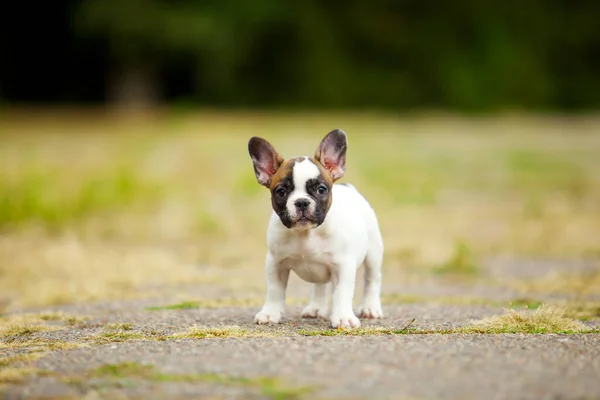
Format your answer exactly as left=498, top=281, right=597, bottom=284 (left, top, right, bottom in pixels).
left=3, top=0, right=600, bottom=111
left=1, top=1, right=599, bottom=312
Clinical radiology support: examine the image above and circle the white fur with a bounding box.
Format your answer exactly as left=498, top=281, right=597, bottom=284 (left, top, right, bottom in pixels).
left=285, top=158, right=320, bottom=218
left=254, top=183, right=384, bottom=329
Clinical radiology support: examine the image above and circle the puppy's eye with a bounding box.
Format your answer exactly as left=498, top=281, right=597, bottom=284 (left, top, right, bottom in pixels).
left=275, top=188, right=286, bottom=197
left=317, top=185, right=328, bottom=195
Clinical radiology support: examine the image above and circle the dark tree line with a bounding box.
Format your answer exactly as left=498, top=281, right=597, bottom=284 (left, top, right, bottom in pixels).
left=1, top=0, right=599, bottom=111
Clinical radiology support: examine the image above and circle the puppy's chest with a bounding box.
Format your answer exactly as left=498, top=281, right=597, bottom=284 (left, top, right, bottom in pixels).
left=272, top=234, right=335, bottom=283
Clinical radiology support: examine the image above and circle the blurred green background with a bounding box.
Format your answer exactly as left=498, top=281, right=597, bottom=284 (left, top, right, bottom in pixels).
left=2, top=0, right=599, bottom=111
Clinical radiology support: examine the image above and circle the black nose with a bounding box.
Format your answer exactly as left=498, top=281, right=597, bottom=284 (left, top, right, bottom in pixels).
left=295, top=199, right=310, bottom=211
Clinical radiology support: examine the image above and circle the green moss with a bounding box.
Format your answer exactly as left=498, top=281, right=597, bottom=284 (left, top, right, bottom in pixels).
left=147, top=301, right=203, bottom=310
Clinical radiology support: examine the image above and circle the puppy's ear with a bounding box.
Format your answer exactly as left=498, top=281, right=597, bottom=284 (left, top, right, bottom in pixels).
left=315, top=129, right=347, bottom=181
left=248, top=137, right=284, bottom=187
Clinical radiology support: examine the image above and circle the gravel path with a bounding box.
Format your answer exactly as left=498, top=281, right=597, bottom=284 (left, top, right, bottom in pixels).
left=2, top=257, right=600, bottom=400
left=2, top=302, right=599, bottom=400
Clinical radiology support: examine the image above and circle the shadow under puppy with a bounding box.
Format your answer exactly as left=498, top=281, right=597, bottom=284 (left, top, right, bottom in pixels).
left=248, top=129, right=384, bottom=328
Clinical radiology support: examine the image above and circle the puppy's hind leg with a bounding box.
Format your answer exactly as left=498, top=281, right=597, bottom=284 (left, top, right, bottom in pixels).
left=301, top=283, right=330, bottom=319
left=358, top=238, right=384, bottom=319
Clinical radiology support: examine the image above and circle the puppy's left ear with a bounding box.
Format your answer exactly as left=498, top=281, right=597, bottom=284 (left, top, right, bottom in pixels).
left=315, top=129, right=347, bottom=181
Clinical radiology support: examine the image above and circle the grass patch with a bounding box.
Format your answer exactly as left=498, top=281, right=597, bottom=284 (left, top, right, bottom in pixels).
left=197, top=373, right=314, bottom=400
left=90, top=362, right=156, bottom=379
left=0, top=337, right=83, bottom=353
left=0, top=312, right=88, bottom=347
left=0, top=324, right=60, bottom=341
left=171, top=325, right=282, bottom=339
left=301, top=305, right=598, bottom=336
left=89, top=323, right=168, bottom=343
left=458, top=304, right=595, bottom=334
left=84, top=362, right=313, bottom=399
left=105, top=322, right=134, bottom=330
left=91, top=323, right=161, bottom=343
left=95, top=329, right=145, bottom=343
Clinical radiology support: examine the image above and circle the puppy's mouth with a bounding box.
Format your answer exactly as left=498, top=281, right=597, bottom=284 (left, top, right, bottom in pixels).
left=291, top=212, right=318, bottom=228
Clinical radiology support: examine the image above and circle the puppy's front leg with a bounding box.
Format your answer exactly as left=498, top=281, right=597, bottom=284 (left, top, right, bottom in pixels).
left=330, top=259, right=360, bottom=329
left=254, top=253, right=289, bottom=324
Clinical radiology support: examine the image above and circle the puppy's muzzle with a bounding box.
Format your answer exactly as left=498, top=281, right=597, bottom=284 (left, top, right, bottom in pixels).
left=292, top=197, right=317, bottom=226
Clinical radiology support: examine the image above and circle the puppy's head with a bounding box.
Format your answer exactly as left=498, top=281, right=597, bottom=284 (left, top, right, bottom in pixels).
left=248, top=129, right=347, bottom=229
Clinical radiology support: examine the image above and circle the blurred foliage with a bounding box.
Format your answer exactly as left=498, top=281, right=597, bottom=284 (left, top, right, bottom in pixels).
left=65, top=1, right=598, bottom=110
left=0, top=166, right=164, bottom=231
left=0, top=1, right=598, bottom=110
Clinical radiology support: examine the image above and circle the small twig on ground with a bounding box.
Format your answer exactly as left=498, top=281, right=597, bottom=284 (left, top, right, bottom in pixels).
left=398, top=318, right=416, bottom=333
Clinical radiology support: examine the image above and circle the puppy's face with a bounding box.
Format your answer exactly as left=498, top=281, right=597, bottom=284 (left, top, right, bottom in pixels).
left=248, top=129, right=347, bottom=229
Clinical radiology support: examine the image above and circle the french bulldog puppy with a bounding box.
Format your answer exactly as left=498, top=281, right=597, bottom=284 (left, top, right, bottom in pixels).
left=248, top=129, right=383, bottom=328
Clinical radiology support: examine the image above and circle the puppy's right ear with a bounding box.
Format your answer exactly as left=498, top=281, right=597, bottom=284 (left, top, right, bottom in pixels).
left=248, top=137, right=284, bottom=187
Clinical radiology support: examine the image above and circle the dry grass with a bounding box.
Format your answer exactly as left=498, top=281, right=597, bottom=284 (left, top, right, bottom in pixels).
left=171, top=325, right=283, bottom=339
left=459, top=304, right=593, bottom=334
left=0, top=312, right=88, bottom=343
left=0, top=324, right=58, bottom=339
left=94, top=326, right=146, bottom=343
left=1, top=111, right=599, bottom=309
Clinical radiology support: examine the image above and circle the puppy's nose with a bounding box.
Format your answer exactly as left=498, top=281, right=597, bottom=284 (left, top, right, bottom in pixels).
left=295, top=199, right=310, bottom=211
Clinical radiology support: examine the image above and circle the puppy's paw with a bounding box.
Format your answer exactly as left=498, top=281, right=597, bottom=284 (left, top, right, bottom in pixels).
left=301, top=304, right=329, bottom=319
left=254, top=308, right=283, bottom=325
left=330, top=314, right=361, bottom=329
left=357, top=303, right=384, bottom=319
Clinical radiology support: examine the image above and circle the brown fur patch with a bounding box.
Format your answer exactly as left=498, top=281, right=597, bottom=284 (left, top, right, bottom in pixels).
left=269, top=158, right=296, bottom=190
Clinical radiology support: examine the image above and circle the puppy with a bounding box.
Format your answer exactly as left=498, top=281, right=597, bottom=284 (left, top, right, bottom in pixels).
left=248, top=129, right=383, bottom=329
